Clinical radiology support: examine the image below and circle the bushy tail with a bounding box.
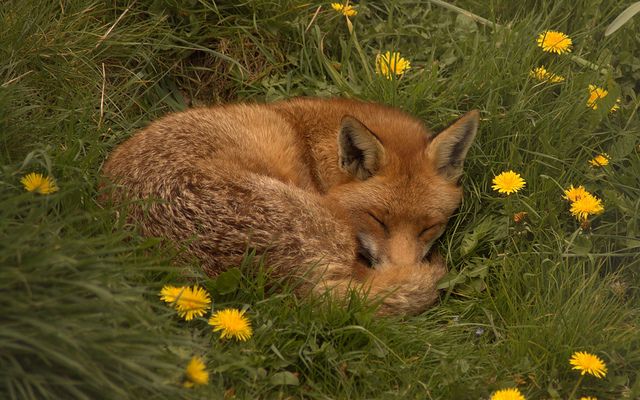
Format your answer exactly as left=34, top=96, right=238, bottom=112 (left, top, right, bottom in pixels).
left=103, top=157, right=354, bottom=283
left=318, top=253, right=446, bottom=315
left=103, top=158, right=444, bottom=315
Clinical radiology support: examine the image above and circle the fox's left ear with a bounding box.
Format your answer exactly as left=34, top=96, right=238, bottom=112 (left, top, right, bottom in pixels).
left=427, top=110, right=479, bottom=182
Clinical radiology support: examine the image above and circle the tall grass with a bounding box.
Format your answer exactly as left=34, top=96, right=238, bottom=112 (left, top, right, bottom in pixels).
left=1, top=0, right=639, bottom=399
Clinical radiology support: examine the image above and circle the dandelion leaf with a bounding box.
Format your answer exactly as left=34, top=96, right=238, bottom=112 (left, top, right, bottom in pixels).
left=610, top=133, right=637, bottom=159
left=211, top=267, right=242, bottom=295
left=269, top=371, right=300, bottom=386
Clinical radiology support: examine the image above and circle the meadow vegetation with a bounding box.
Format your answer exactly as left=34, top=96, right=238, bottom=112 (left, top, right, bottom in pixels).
left=1, top=0, right=639, bottom=399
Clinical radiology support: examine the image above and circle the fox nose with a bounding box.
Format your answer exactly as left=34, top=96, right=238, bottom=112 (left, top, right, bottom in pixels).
left=386, top=233, right=419, bottom=267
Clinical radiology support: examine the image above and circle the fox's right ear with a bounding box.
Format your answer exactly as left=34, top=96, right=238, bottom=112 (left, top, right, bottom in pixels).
left=338, top=116, right=385, bottom=180
left=427, top=110, right=479, bottom=183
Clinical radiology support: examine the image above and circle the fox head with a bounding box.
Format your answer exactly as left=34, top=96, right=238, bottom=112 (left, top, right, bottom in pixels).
left=328, top=110, right=479, bottom=278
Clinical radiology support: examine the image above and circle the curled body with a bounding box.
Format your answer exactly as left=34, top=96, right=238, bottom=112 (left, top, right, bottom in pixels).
left=102, top=98, right=479, bottom=315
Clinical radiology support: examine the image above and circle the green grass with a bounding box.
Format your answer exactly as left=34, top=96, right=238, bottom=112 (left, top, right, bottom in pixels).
left=1, top=0, right=639, bottom=399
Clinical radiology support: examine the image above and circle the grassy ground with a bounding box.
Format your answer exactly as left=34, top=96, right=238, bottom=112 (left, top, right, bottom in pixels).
left=1, top=0, right=639, bottom=399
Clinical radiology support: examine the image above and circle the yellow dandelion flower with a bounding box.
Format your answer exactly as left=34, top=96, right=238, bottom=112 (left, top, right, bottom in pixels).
left=563, top=185, right=590, bottom=202
left=491, top=170, right=526, bottom=195
left=208, top=308, right=253, bottom=341
left=174, top=286, right=212, bottom=321
left=159, top=285, right=183, bottom=304
left=375, top=51, right=411, bottom=80
left=21, top=172, right=58, bottom=194
left=490, top=387, right=526, bottom=400
left=589, top=153, right=610, bottom=167
left=183, top=356, right=209, bottom=388
left=159, top=285, right=211, bottom=321
left=587, top=85, right=607, bottom=110
left=569, top=351, right=607, bottom=378
left=610, top=98, right=621, bottom=112
left=529, top=66, right=565, bottom=83
left=536, top=30, right=572, bottom=54
left=587, top=85, right=620, bottom=112
left=570, top=193, right=604, bottom=221
left=579, top=397, right=598, bottom=400
left=331, top=2, right=357, bottom=17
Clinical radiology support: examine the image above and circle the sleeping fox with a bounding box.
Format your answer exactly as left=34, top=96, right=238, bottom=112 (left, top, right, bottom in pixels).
left=102, top=98, right=479, bottom=315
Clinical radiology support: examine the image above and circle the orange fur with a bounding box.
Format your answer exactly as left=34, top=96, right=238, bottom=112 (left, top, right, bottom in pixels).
left=102, top=98, right=479, bottom=315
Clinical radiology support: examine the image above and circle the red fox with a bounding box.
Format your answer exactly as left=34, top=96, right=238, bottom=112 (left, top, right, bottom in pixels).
left=102, top=98, right=478, bottom=315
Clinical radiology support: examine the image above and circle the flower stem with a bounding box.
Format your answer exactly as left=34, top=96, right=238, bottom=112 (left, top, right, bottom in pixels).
left=568, top=374, right=585, bottom=400
left=427, top=0, right=610, bottom=75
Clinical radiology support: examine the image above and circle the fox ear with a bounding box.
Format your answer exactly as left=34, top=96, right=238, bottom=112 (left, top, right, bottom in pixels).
left=338, top=116, right=385, bottom=180
left=428, top=110, right=479, bottom=182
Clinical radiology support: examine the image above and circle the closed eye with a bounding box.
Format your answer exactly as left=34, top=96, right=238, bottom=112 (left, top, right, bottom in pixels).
left=419, top=224, right=437, bottom=237
left=367, top=212, right=388, bottom=233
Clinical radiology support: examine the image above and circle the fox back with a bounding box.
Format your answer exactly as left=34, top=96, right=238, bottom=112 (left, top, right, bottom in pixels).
left=102, top=98, right=479, bottom=315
